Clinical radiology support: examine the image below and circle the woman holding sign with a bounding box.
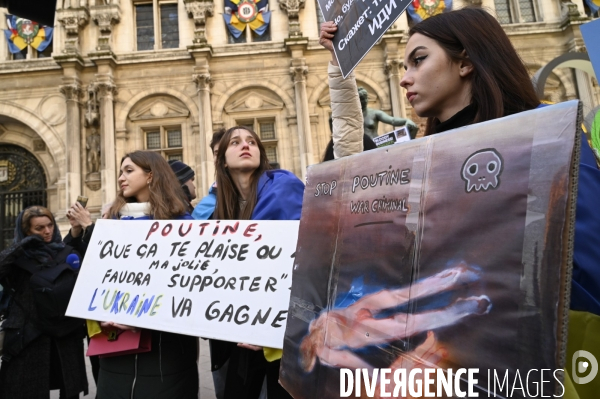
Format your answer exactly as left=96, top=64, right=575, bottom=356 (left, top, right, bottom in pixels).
left=319, top=8, right=540, bottom=148
left=320, top=8, right=600, bottom=396
left=94, top=151, right=199, bottom=399
left=213, top=126, right=304, bottom=399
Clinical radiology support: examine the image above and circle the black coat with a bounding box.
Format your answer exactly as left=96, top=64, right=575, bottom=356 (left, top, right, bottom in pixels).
left=0, top=246, right=88, bottom=399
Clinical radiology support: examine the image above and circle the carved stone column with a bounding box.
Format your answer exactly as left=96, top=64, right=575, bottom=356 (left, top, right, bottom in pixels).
left=279, top=0, right=306, bottom=38
left=90, top=4, right=121, bottom=52
left=383, top=33, right=407, bottom=118
left=94, top=79, right=118, bottom=205
left=56, top=8, right=89, bottom=55
left=59, top=81, right=83, bottom=207
left=385, top=58, right=406, bottom=118
left=290, top=59, right=313, bottom=179
left=193, top=73, right=214, bottom=195
left=184, top=0, right=214, bottom=44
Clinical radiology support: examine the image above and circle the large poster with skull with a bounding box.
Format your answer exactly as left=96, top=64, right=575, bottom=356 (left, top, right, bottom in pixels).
left=280, top=101, right=581, bottom=398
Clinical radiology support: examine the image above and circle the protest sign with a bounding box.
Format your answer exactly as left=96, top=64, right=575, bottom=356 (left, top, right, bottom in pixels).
left=372, top=126, right=411, bottom=147
left=318, top=0, right=412, bottom=77
left=66, top=219, right=299, bottom=348
left=280, top=101, right=581, bottom=398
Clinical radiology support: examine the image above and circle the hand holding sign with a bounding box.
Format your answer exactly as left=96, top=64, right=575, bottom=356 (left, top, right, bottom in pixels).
left=317, top=0, right=412, bottom=77
left=319, top=21, right=339, bottom=66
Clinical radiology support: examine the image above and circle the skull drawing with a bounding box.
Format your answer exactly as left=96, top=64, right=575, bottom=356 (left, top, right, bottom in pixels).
left=461, top=149, right=503, bottom=193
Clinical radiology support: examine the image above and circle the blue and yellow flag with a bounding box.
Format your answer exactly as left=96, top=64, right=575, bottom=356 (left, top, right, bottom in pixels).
left=4, top=14, right=53, bottom=54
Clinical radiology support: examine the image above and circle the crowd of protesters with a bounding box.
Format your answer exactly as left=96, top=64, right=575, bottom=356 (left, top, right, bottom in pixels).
left=0, top=7, right=598, bottom=399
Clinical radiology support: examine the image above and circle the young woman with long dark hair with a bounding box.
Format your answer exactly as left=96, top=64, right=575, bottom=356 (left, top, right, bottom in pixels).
left=319, top=8, right=540, bottom=143
left=320, top=9, right=599, bottom=396
left=212, top=126, right=304, bottom=399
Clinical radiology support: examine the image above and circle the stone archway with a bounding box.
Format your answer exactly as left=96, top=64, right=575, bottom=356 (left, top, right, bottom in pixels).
left=0, top=144, right=48, bottom=250
left=532, top=53, right=595, bottom=99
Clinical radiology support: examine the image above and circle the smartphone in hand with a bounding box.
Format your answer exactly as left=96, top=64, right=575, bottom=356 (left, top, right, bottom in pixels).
left=77, top=195, right=88, bottom=208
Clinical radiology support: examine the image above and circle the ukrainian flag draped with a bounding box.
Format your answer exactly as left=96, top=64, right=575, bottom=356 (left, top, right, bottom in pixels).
left=4, top=15, right=53, bottom=54
left=223, top=0, right=270, bottom=38
left=406, top=0, right=452, bottom=23
left=563, top=136, right=600, bottom=398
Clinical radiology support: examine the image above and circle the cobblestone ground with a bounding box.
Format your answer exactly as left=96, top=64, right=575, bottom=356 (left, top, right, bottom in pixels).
left=46, top=338, right=216, bottom=399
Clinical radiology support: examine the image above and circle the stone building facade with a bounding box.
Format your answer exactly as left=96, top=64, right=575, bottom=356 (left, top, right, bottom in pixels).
left=0, top=0, right=598, bottom=244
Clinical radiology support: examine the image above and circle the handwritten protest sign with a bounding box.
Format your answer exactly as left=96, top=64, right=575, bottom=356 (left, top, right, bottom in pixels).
left=66, top=219, right=299, bottom=348
left=280, top=101, right=581, bottom=397
left=318, top=0, right=412, bottom=77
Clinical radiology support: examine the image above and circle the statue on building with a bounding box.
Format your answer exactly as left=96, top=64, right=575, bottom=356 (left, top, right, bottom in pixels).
left=86, top=128, right=101, bottom=174
left=358, top=87, right=419, bottom=139
left=84, top=84, right=101, bottom=191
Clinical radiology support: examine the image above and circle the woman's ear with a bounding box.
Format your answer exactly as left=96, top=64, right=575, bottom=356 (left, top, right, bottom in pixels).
left=147, top=171, right=153, bottom=185
left=459, top=50, right=474, bottom=77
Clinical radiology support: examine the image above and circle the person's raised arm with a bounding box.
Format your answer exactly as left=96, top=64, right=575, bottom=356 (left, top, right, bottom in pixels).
left=320, top=22, right=363, bottom=158
left=319, top=21, right=338, bottom=66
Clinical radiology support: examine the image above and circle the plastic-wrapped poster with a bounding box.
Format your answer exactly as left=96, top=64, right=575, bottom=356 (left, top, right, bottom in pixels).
left=281, top=101, right=581, bottom=398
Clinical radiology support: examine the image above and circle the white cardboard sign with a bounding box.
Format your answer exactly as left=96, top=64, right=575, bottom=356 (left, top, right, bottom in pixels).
left=66, top=219, right=299, bottom=349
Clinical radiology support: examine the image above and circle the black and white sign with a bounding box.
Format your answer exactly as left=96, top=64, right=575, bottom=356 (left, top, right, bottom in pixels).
left=66, top=219, right=299, bottom=348
left=318, top=0, right=412, bottom=77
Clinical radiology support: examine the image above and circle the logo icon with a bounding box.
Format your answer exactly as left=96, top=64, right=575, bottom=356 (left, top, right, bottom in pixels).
left=461, top=148, right=504, bottom=193
left=237, top=0, right=259, bottom=23
left=572, top=350, right=598, bottom=384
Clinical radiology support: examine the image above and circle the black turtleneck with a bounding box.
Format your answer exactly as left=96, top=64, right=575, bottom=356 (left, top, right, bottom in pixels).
left=433, top=104, right=478, bottom=134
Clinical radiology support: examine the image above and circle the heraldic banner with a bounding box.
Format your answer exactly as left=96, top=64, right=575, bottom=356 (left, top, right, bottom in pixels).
left=4, top=15, right=53, bottom=54
left=280, top=101, right=581, bottom=398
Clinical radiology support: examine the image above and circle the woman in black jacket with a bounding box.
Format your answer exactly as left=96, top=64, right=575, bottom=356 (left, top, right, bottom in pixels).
left=0, top=206, right=88, bottom=399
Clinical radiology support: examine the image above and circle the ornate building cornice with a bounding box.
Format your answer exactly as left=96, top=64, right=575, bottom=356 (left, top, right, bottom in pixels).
left=56, top=8, right=90, bottom=55
left=193, top=73, right=212, bottom=90
left=290, top=64, right=308, bottom=84
left=90, top=4, right=121, bottom=52
left=59, top=83, right=83, bottom=102
left=184, top=0, right=215, bottom=44
left=92, top=81, right=119, bottom=100
left=279, top=0, right=306, bottom=38
left=384, top=58, right=403, bottom=78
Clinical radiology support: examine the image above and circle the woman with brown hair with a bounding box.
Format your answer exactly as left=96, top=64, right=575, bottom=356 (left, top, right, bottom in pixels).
left=91, top=151, right=199, bottom=399
left=212, top=126, right=304, bottom=399
left=0, top=206, right=88, bottom=399
left=106, top=150, right=191, bottom=220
